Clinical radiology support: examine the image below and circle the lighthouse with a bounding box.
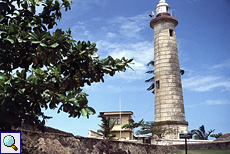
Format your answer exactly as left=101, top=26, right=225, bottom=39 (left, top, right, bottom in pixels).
left=150, top=0, right=188, bottom=139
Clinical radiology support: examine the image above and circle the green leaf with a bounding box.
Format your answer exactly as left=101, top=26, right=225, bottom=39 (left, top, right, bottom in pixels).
left=27, top=74, right=34, bottom=81
left=50, top=42, right=59, bottom=48
left=1, top=99, right=5, bottom=105
left=74, top=101, right=79, bottom=107
left=76, top=41, right=82, bottom=50
left=0, top=15, right=4, bottom=22
left=6, top=38, right=14, bottom=44
left=35, top=0, right=40, bottom=5
left=21, top=69, right=26, bottom=79
left=32, top=41, right=47, bottom=47
left=18, top=88, right=25, bottom=94
left=55, top=29, right=62, bottom=37
left=8, top=26, right=14, bottom=33
left=32, top=77, right=38, bottom=85
left=5, top=79, right=11, bottom=85
left=127, top=59, right=133, bottom=63
left=102, top=67, right=112, bottom=72
left=56, top=93, right=66, bottom=101
left=0, top=31, right=7, bottom=35
left=55, top=71, right=59, bottom=77
left=0, top=73, right=6, bottom=80
left=17, top=38, right=23, bottom=43
left=85, top=107, right=95, bottom=115
left=80, top=50, right=86, bottom=55
left=0, top=80, right=5, bottom=85
left=117, top=63, right=125, bottom=66
left=57, top=64, right=61, bottom=72
left=81, top=108, right=87, bottom=116
left=27, top=23, right=32, bottom=28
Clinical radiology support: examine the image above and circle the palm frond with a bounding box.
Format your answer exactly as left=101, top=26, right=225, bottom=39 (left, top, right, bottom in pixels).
left=147, top=61, right=154, bottom=66
left=97, top=115, right=115, bottom=139
left=206, top=129, right=215, bottom=139
left=97, top=129, right=103, bottom=133
left=146, top=70, right=154, bottom=74
left=191, top=125, right=214, bottom=140
left=200, top=125, right=206, bottom=136
left=147, top=84, right=154, bottom=91
left=145, top=77, right=154, bottom=83
left=109, top=119, right=116, bottom=130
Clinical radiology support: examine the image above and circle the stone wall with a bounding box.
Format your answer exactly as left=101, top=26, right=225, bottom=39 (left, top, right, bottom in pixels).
left=20, top=129, right=177, bottom=154
left=173, top=141, right=230, bottom=150
left=14, top=128, right=230, bottom=153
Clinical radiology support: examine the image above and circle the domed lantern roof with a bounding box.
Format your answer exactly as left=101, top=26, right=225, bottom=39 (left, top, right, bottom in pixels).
left=156, top=0, right=170, bottom=17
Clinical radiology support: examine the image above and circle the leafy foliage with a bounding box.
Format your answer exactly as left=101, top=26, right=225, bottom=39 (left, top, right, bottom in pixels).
left=135, top=121, right=175, bottom=139
left=0, top=0, right=133, bottom=131
left=145, top=61, right=155, bottom=93
left=191, top=125, right=215, bottom=140
left=145, top=61, right=184, bottom=94
left=122, top=119, right=143, bottom=129
left=210, top=132, right=223, bottom=139
left=97, top=115, right=115, bottom=139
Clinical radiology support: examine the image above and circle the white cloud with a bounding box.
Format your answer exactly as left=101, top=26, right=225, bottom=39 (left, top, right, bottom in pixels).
left=84, top=80, right=146, bottom=93
left=95, top=13, right=154, bottom=81
left=72, top=22, right=95, bottom=40
left=98, top=41, right=153, bottom=61
left=97, top=12, right=153, bottom=66
left=187, top=0, right=201, bottom=3
left=97, top=40, right=154, bottom=81
left=72, top=22, right=87, bottom=32
left=211, top=59, right=230, bottom=69
left=107, top=13, right=149, bottom=40
left=106, top=84, right=146, bottom=93
left=185, top=103, right=201, bottom=108
left=83, top=30, right=90, bottom=36
left=74, top=0, right=107, bottom=10
left=205, top=100, right=230, bottom=105
left=185, top=99, right=230, bottom=108
left=106, top=32, right=117, bottom=39
left=183, top=75, right=230, bottom=92
left=70, top=12, right=154, bottom=81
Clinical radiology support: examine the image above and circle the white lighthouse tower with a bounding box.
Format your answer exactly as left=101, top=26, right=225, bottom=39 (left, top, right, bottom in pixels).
left=150, top=0, right=188, bottom=139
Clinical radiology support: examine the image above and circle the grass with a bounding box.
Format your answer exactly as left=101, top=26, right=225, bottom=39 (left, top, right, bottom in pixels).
left=174, top=150, right=230, bottom=154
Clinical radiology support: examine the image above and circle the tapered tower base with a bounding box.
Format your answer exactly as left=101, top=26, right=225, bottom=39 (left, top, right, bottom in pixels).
left=153, top=121, right=188, bottom=139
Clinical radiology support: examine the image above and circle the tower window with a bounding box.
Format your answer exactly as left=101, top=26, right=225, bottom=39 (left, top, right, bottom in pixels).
left=166, top=6, right=169, bottom=12
left=156, top=80, right=160, bottom=89
left=169, top=29, right=173, bottom=37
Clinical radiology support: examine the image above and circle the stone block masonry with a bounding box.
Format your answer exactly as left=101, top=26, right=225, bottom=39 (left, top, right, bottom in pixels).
left=152, top=20, right=186, bottom=124
left=150, top=0, right=188, bottom=140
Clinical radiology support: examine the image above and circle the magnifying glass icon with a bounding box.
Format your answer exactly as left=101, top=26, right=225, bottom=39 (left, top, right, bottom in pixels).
left=3, top=135, right=18, bottom=151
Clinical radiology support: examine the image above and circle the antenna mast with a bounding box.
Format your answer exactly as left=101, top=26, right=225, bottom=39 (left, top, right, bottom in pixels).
left=119, top=97, right=121, bottom=140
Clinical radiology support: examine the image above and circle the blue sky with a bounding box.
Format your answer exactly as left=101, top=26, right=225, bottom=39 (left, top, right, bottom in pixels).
left=43, top=0, right=230, bottom=138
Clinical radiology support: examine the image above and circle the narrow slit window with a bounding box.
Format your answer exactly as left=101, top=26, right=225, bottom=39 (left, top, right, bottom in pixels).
left=117, top=118, right=121, bottom=125
left=156, top=80, right=160, bottom=89
left=169, top=29, right=173, bottom=37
